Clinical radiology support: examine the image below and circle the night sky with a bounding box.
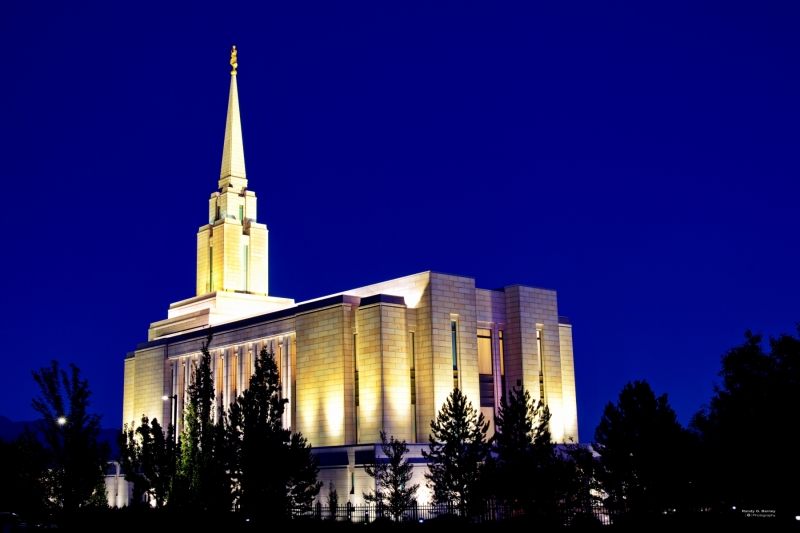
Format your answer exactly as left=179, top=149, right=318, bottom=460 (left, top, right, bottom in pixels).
left=2, top=1, right=798, bottom=442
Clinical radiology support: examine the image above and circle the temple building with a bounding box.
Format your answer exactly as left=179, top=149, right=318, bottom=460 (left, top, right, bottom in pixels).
left=120, top=48, right=579, bottom=505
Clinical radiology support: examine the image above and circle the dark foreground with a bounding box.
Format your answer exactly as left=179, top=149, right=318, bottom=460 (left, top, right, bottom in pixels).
left=8, top=508, right=800, bottom=533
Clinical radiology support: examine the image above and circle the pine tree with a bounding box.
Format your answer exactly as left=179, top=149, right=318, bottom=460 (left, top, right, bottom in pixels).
left=227, top=345, right=322, bottom=516
left=227, top=346, right=290, bottom=515
left=364, top=430, right=418, bottom=521
left=490, top=381, right=600, bottom=519
left=285, top=432, right=322, bottom=513
left=594, top=380, right=685, bottom=516
left=326, top=481, right=339, bottom=520
left=691, top=327, right=800, bottom=512
left=422, top=388, right=489, bottom=517
left=174, top=331, right=232, bottom=511
left=491, top=381, right=555, bottom=513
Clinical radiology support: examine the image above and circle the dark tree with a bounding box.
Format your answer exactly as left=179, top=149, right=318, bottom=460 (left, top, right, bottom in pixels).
left=490, top=381, right=597, bottom=519
left=490, top=381, right=556, bottom=514
left=326, top=481, right=339, bottom=519
left=118, top=416, right=177, bottom=507
left=285, top=432, right=322, bottom=513
left=227, top=346, right=290, bottom=514
left=29, top=360, right=109, bottom=509
left=594, top=380, right=686, bottom=516
left=422, top=388, right=490, bottom=517
left=691, top=327, right=800, bottom=513
left=0, top=432, right=48, bottom=516
left=117, top=421, right=146, bottom=506
left=364, top=430, right=418, bottom=521
left=174, top=331, right=232, bottom=511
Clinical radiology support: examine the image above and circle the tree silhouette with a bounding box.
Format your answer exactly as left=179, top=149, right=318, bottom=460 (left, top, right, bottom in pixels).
left=490, top=380, right=558, bottom=514
left=174, top=331, right=232, bottom=511
left=364, top=430, right=418, bottom=521
left=691, top=327, right=800, bottom=513
left=594, top=380, right=686, bottom=516
left=29, top=360, right=109, bottom=509
left=118, top=416, right=177, bottom=507
left=422, top=388, right=489, bottom=517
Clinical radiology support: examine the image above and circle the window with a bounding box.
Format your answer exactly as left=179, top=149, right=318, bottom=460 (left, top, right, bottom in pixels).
left=242, top=245, right=249, bottom=292
left=477, top=328, right=493, bottom=375
left=499, top=330, right=506, bottom=400
left=209, top=246, right=214, bottom=291
left=451, top=321, right=459, bottom=389
left=537, top=330, right=545, bottom=402
left=409, top=332, right=416, bottom=440
left=477, top=328, right=494, bottom=408
left=354, top=333, right=360, bottom=443
left=238, top=205, right=244, bottom=221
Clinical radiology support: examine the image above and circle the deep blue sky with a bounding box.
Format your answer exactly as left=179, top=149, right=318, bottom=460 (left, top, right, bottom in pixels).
left=1, top=1, right=798, bottom=442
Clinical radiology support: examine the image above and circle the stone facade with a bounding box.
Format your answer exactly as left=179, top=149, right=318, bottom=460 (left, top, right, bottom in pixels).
left=120, top=57, right=580, bottom=506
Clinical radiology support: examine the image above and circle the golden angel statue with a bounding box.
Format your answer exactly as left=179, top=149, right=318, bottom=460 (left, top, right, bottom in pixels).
left=230, top=46, right=238, bottom=73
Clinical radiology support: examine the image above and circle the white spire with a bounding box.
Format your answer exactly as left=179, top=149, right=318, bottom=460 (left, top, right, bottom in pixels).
left=220, top=46, right=246, bottom=184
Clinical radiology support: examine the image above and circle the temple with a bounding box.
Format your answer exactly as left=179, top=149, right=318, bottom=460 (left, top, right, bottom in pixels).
left=118, top=47, right=579, bottom=506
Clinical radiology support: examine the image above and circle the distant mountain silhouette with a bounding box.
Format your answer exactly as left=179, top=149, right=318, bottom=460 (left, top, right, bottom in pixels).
left=0, top=415, right=120, bottom=460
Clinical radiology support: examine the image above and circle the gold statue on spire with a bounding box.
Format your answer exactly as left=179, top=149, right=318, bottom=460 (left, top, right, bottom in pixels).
left=230, top=45, right=238, bottom=74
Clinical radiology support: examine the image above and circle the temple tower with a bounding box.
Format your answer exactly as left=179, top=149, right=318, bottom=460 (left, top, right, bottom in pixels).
left=196, top=46, right=269, bottom=296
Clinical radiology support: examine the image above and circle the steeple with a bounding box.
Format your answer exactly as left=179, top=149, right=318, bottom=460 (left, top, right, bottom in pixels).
left=220, top=45, right=247, bottom=190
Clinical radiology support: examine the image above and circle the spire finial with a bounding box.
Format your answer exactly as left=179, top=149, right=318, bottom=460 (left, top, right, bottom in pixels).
left=230, top=45, right=238, bottom=75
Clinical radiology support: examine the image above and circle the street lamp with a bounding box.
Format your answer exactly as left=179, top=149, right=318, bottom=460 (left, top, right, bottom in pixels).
left=57, top=417, right=67, bottom=425
left=162, top=395, right=178, bottom=428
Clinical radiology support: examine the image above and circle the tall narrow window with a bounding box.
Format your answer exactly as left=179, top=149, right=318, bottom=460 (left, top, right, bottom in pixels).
left=477, top=329, right=493, bottom=374
left=354, top=333, right=359, bottom=444
left=242, top=245, right=249, bottom=292
left=537, top=330, right=545, bottom=403
left=499, top=330, right=506, bottom=400
left=409, top=332, right=416, bottom=441
left=238, top=205, right=244, bottom=221
left=215, top=206, right=220, bottom=221
left=451, top=321, right=459, bottom=390
left=477, top=328, right=494, bottom=408
left=209, top=246, right=214, bottom=292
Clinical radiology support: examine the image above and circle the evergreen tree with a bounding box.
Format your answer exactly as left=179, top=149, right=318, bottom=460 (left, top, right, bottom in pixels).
left=227, top=346, right=290, bottom=515
left=594, top=380, right=685, bottom=516
left=174, top=331, right=232, bottom=511
left=29, top=360, right=109, bottom=509
left=285, top=432, right=322, bottom=513
left=364, top=430, right=418, bottom=521
left=422, top=388, right=490, bottom=517
left=326, top=481, right=339, bottom=519
left=691, top=327, right=800, bottom=512
left=491, top=381, right=559, bottom=514
left=226, top=345, right=322, bottom=516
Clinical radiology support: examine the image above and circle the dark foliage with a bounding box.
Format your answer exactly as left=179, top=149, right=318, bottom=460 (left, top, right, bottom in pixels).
left=29, top=360, right=110, bottom=509
left=593, top=380, right=689, bottom=516
left=173, top=332, right=232, bottom=511
left=691, top=327, right=800, bottom=513
left=489, top=381, right=599, bottom=519
left=422, top=388, right=490, bottom=516
left=363, top=430, right=418, bottom=521
left=227, top=346, right=320, bottom=515
left=0, top=432, right=49, bottom=516
left=118, top=416, right=177, bottom=507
